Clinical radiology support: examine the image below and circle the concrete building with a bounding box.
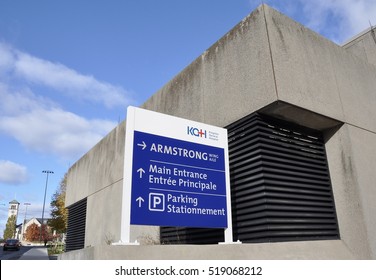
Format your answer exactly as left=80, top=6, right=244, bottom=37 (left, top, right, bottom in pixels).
left=61, top=5, right=376, bottom=260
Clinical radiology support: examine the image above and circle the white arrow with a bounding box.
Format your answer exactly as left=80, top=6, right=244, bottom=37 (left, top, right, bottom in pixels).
left=137, top=168, right=145, bottom=178
left=137, top=141, right=147, bottom=150
left=136, top=197, right=144, bottom=207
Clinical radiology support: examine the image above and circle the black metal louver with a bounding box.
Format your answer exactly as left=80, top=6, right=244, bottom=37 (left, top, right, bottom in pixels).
left=160, top=113, right=339, bottom=244
left=160, top=227, right=223, bottom=244
left=65, top=198, right=87, bottom=251
left=228, top=113, right=339, bottom=243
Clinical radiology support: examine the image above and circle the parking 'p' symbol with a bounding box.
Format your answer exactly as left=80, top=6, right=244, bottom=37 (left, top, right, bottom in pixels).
left=149, top=193, right=165, bottom=211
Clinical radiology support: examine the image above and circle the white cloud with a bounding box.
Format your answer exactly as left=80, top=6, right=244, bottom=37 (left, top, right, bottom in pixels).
left=0, top=43, right=15, bottom=71
left=0, top=42, right=132, bottom=108
left=0, top=160, right=29, bottom=185
left=264, top=0, right=376, bottom=43
left=0, top=86, right=117, bottom=160
left=0, top=109, right=116, bottom=160
left=0, top=42, right=125, bottom=161
left=297, top=0, right=376, bottom=43
left=0, top=83, right=54, bottom=116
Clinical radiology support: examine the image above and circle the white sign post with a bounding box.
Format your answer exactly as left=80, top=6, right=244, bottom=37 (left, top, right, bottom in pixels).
left=118, top=106, right=235, bottom=244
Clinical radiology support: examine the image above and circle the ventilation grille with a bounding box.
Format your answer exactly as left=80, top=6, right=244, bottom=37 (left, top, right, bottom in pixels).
left=160, top=113, right=339, bottom=244
left=65, top=198, right=87, bottom=252
left=160, top=227, right=223, bottom=244
left=229, top=113, right=339, bottom=242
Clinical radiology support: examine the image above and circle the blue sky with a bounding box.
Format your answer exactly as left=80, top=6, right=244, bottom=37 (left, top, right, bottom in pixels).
left=0, top=0, right=375, bottom=237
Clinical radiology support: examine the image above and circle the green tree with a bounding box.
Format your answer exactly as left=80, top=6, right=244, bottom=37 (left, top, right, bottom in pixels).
left=49, top=173, right=68, bottom=233
left=3, top=215, right=17, bottom=239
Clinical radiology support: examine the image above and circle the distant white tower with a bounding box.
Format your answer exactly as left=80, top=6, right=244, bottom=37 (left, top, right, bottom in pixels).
left=8, top=199, right=20, bottom=221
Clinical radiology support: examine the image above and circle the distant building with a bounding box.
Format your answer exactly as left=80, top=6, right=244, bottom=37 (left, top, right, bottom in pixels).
left=19, top=217, right=51, bottom=242
left=6, top=199, right=20, bottom=239
left=62, top=4, right=376, bottom=259
left=8, top=199, right=20, bottom=219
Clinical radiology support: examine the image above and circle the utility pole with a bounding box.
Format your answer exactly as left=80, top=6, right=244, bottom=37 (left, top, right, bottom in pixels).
left=22, top=203, right=31, bottom=241
left=40, top=170, right=53, bottom=244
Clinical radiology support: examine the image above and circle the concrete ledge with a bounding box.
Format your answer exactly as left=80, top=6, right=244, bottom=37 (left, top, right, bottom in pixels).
left=259, top=101, right=343, bottom=132
left=60, top=240, right=355, bottom=260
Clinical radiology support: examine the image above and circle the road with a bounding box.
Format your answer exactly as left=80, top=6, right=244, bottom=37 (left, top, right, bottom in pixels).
left=2, top=245, right=54, bottom=280
left=0, top=245, right=52, bottom=260
left=0, top=245, right=33, bottom=260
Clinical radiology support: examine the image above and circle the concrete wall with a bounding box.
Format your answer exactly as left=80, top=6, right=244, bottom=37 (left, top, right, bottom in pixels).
left=66, top=122, right=126, bottom=206
left=66, top=106, right=160, bottom=246
left=66, top=122, right=125, bottom=246
left=142, top=6, right=277, bottom=127
left=342, top=27, right=376, bottom=68
left=325, top=125, right=372, bottom=259
left=64, top=4, right=376, bottom=259
left=67, top=4, right=280, bottom=248
left=60, top=240, right=354, bottom=260
left=346, top=126, right=376, bottom=259
left=262, top=6, right=376, bottom=258
left=264, top=6, right=376, bottom=133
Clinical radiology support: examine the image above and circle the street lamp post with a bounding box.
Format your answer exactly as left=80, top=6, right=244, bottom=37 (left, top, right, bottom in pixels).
left=40, top=170, right=53, bottom=244
left=23, top=203, right=31, bottom=241
left=24, top=202, right=31, bottom=222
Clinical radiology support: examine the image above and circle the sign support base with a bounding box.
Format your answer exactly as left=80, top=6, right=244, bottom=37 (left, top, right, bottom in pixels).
left=219, top=240, right=242, bottom=245
left=112, top=240, right=140, bottom=246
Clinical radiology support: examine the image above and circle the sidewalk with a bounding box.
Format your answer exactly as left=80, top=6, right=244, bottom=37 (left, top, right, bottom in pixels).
left=19, top=246, right=49, bottom=260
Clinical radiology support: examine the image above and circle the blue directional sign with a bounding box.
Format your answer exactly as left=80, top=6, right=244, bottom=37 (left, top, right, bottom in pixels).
left=122, top=106, right=232, bottom=238
left=130, top=131, right=227, bottom=228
